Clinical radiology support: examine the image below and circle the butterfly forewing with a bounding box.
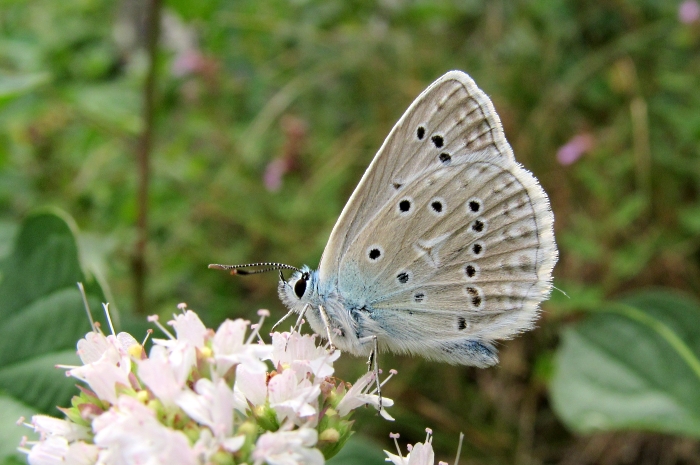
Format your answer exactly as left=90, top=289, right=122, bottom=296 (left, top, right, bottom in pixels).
left=318, top=71, right=557, bottom=359
left=318, top=72, right=516, bottom=285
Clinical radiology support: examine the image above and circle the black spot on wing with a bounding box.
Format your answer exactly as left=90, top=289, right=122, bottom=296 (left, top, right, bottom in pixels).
left=458, top=317, right=467, bottom=330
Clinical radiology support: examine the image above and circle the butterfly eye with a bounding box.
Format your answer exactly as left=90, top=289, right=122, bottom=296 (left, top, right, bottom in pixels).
left=294, top=273, right=309, bottom=298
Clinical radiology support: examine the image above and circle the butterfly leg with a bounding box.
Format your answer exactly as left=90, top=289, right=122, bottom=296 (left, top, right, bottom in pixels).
left=284, top=304, right=310, bottom=352
left=318, top=304, right=337, bottom=352
left=359, top=335, right=383, bottom=412
left=291, top=303, right=309, bottom=334
left=271, top=307, right=296, bottom=332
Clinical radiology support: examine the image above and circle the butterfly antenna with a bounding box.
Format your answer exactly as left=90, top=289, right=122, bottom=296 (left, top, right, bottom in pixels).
left=552, top=285, right=570, bottom=299
left=208, top=262, right=302, bottom=276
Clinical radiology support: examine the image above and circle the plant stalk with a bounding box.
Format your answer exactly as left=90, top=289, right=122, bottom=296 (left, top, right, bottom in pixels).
left=133, top=0, right=161, bottom=314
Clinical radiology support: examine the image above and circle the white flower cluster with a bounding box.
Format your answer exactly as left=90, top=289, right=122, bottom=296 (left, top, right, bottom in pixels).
left=384, top=429, right=452, bottom=465
left=19, top=307, right=395, bottom=465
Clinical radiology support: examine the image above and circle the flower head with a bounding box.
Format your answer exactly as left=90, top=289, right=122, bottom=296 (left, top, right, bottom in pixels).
left=336, top=371, right=395, bottom=421
left=385, top=429, right=436, bottom=465
left=253, top=427, right=324, bottom=465
left=213, top=318, right=271, bottom=375
left=272, top=331, right=340, bottom=380
left=25, top=436, right=98, bottom=465
left=268, top=367, right=321, bottom=425
left=92, top=396, right=198, bottom=465
left=20, top=306, right=395, bottom=464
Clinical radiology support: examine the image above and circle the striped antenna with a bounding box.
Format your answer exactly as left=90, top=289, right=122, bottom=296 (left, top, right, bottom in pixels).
left=208, top=262, right=301, bottom=276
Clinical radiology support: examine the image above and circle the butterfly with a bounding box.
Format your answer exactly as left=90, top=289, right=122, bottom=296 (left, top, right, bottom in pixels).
left=211, top=70, right=557, bottom=368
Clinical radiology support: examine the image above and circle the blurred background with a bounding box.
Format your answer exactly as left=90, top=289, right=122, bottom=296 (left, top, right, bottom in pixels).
left=1, top=0, right=700, bottom=464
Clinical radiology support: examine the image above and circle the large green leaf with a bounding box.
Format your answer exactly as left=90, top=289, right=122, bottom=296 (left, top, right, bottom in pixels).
left=0, top=210, right=84, bottom=315
left=550, top=290, right=700, bottom=437
left=0, top=210, right=105, bottom=463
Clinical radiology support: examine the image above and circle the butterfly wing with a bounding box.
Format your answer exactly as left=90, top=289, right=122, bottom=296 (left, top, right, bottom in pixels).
left=318, top=71, right=557, bottom=366
left=318, top=71, right=516, bottom=284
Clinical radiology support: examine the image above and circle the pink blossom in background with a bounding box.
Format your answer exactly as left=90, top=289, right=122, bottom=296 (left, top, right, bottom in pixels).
left=172, top=49, right=204, bottom=76
left=171, top=49, right=219, bottom=78
left=264, top=157, right=291, bottom=192
left=556, top=133, right=595, bottom=166
left=679, top=0, right=700, bottom=24
left=264, top=115, right=307, bottom=192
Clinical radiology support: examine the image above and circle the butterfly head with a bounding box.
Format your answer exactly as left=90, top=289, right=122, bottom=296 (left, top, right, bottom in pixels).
left=278, top=265, right=318, bottom=311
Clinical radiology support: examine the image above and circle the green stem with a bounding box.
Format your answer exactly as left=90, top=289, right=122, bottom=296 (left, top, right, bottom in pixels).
left=133, top=0, right=161, bottom=314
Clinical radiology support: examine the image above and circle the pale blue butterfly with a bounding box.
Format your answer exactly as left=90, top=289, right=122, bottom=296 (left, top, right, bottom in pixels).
left=211, top=71, right=557, bottom=368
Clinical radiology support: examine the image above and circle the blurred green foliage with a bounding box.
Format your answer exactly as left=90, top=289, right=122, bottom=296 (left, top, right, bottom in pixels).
left=1, top=0, right=700, bottom=463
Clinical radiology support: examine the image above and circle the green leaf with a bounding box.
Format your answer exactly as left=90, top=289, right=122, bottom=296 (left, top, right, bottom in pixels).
left=550, top=290, right=700, bottom=437
left=0, top=210, right=105, bottom=463
left=0, top=350, right=82, bottom=414
left=0, top=209, right=84, bottom=315
left=0, top=290, right=93, bottom=366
